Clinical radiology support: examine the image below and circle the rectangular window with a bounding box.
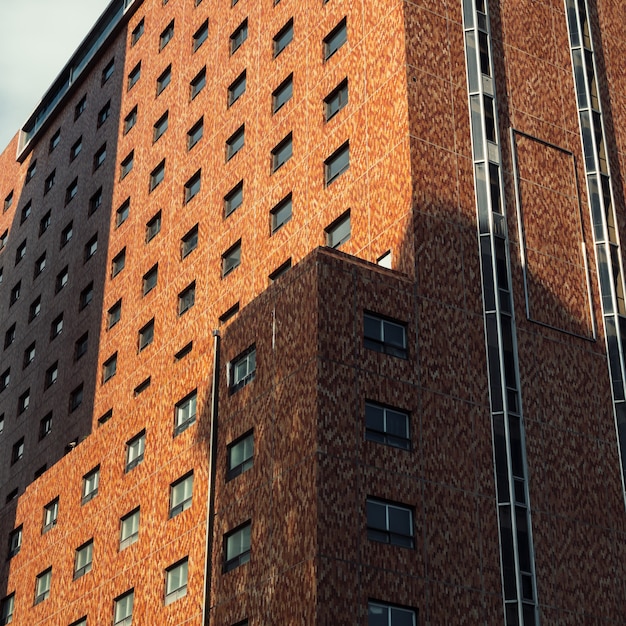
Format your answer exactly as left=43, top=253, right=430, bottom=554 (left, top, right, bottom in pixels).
left=74, top=95, right=87, bottom=121
left=120, top=151, right=134, bottom=179
left=74, top=333, right=88, bottom=360
left=143, top=264, right=159, bottom=295
left=226, top=125, right=245, bottom=160
left=220, top=306, right=238, bottom=327
left=272, top=74, right=293, bottom=113
left=175, top=390, right=197, bottom=435
left=20, top=201, right=31, bottom=223
left=73, top=540, right=93, bottom=579
left=229, top=345, right=255, bottom=393
left=44, top=361, right=59, bottom=388
left=23, top=343, right=35, bottom=368
left=89, top=187, right=103, bottom=215
left=138, top=319, right=155, bottom=351
left=49, top=129, right=61, bottom=152
left=112, top=248, right=126, bottom=277
left=102, top=58, right=115, bottom=84
left=39, top=411, right=53, bottom=438
left=187, top=117, right=204, bottom=150
left=368, top=601, right=417, bottom=626
left=51, top=314, right=64, bottom=340
left=131, top=18, right=144, bottom=45
left=157, top=65, right=172, bottom=95
left=0, top=229, right=7, bottom=249
left=224, top=181, right=243, bottom=217
left=39, top=210, right=51, bottom=235
left=17, top=390, right=30, bottom=415
left=193, top=19, right=209, bottom=51
left=269, top=259, right=292, bottom=282
left=9, top=281, right=20, bottom=305
left=165, top=558, right=188, bottom=605
left=82, top=466, right=100, bottom=504
left=160, top=20, right=174, bottom=49
left=0, top=594, right=14, bottom=625
left=98, top=409, right=113, bottom=427
left=273, top=18, right=293, bottom=57
left=60, top=221, right=73, bottom=248
left=227, top=431, right=253, bottom=481
left=190, top=67, right=206, bottom=100
left=8, top=526, right=21, bottom=558
left=120, top=509, right=140, bottom=550
left=93, top=144, right=106, bottom=170
left=170, top=472, right=194, bottom=517
left=45, top=170, right=55, bottom=194
left=55, top=267, right=69, bottom=292
left=222, top=240, right=241, bottom=277
left=271, top=133, right=293, bottom=172
left=224, top=521, right=251, bottom=572
left=34, top=568, right=52, bottom=604
left=184, top=170, right=202, bottom=203
left=3, top=191, right=13, bottom=211
left=70, top=136, right=82, bottom=161
left=146, top=211, right=162, bottom=242
left=108, top=300, right=122, bottom=329
left=103, top=353, right=118, bottom=383
left=175, top=342, right=193, bottom=361
left=366, top=498, right=414, bottom=548
left=178, top=281, right=196, bottom=315
left=4, top=323, right=15, bottom=347
left=228, top=70, right=246, bottom=106
left=325, top=141, right=349, bottom=186
left=97, top=100, right=111, bottom=127
left=114, top=589, right=134, bottom=625
left=128, top=62, right=141, bottom=90
left=123, top=107, right=137, bottom=134
left=324, top=17, right=347, bottom=60
left=116, top=199, right=130, bottom=227
left=325, top=78, right=348, bottom=121
left=230, top=19, right=248, bottom=54
left=26, top=160, right=37, bottom=183
left=181, top=225, right=198, bottom=258
left=34, top=253, right=46, bottom=277
left=84, top=234, right=98, bottom=262
left=325, top=210, right=351, bottom=248
left=150, top=160, right=166, bottom=191
left=364, top=312, right=407, bottom=358
left=126, top=431, right=145, bottom=472
left=43, top=498, right=59, bottom=533
left=153, top=111, right=169, bottom=142
left=365, top=402, right=410, bottom=450
left=0, top=369, right=9, bottom=392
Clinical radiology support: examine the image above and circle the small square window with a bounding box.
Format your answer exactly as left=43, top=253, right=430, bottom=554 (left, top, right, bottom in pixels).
left=230, top=19, right=248, bottom=54
left=84, top=235, right=98, bottom=262
left=103, top=352, right=118, bottom=383
left=169, top=471, right=193, bottom=517
left=325, top=210, right=350, bottom=248
left=112, top=248, right=126, bottom=277
left=124, top=107, right=137, bottom=134
left=368, top=601, right=417, bottom=626
left=324, top=17, right=347, bottom=60
left=178, top=281, right=196, bottom=315
left=8, top=526, right=22, bottom=558
left=93, top=144, right=107, bottom=171
left=44, top=170, right=56, bottom=194
left=190, top=67, right=207, bottom=100
left=222, top=240, right=241, bottom=277
left=187, top=117, right=204, bottom=150
left=120, top=151, right=134, bottom=178
left=82, top=466, right=99, bottom=504
left=39, top=411, right=53, bottom=439
left=51, top=314, right=64, bottom=340
left=153, top=111, right=169, bottom=142
left=108, top=299, right=122, bottom=329
left=75, top=94, right=87, bottom=119
left=228, top=70, right=246, bottom=107
left=272, top=74, right=293, bottom=114
left=102, top=58, right=115, bottom=84
left=224, top=181, right=243, bottom=217
left=43, top=497, right=58, bottom=532
left=39, top=210, right=51, bottom=236
left=20, top=200, right=32, bottom=223
left=79, top=282, right=94, bottom=310
left=165, top=558, right=188, bottom=605
left=271, top=133, right=292, bottom=172
left=269, top=258, right=291, bottom=282
left=11, top=438, right=24, bottom=464
left=74, top=540, right=93, bottom=579
left=74, top=333, right=88, bottom=360
left=273, top=18, right=293, bottom=57
left=45, top=362, right=59, bottom=389
left=181, top=225, right=198, bottom=258
left=18, top=389, right=30, bottom=414
left=363, top=312, right=407, bottom=359
left=114, top=589, right=134, bottom=625
left=116, top=199, right=130, bottom=227
left=193, top=19, right=209, bottom=51
left=143, top=264, right=159, bottom=295
left=131, top=18, right=144, bottom=45
left=184, top=170, right=201, bottom=203
left=126, top=431, right=146, bottom=472
left=229, top=345, right=255, bottom=392
left=365, top=401, right=410, bottom=450
left=157, top=65, right=172, bottom=95
left=26, top=160, right=37, bottom=183
left=175, top=390, right=197, bottom=435
left=23, top=342, right=36, bottom=368
left=61, top=221, right=73, bottom=247
left=150, top=160, right=166, bottom=191
left=224, top=521, right=251, bottom=572
left=120, top=508, right=140, bottom=550
left=227, top=430, right=253, bottom=480
left=366, top=498, right=414, bottom=548
left=128, top=62, right=141, bottom=90
left=34, top=568, right=52, bottom=604
left=98, top=100, right=111, bottom=127
left=28, top=296, right=41, bottom=321
left=65, top=178, right=78, bottom=204
left=34, top=253, right=46, bottom=277
left=146, top=211, right=162, bottom=242
left=49, top=130, right=60, bottom=153
left=160, top=20, right=174, bottom=49
left=89, top=187, right=103, bottom=215
left=324, top=141, right=350, bottom=186
left=138, top=319, right=155, bottom=351
left=55, top=266, right=69, bottom=293
left=324, top=78, right=348, bottom=121
left=10, top=281, right=21, bottom=305
left=226, top=125, right=245, bottom=160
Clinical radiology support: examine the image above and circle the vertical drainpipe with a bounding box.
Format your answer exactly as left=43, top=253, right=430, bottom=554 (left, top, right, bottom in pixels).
left=203, top=329, right=221, bottom=626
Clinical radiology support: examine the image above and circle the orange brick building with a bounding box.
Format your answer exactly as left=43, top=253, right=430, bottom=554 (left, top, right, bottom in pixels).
left=1, top=0, right=626, bottom=623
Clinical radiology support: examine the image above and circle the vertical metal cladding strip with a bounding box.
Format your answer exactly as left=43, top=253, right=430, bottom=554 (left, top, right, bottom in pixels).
left=461, top=0, right=540, bottom=623
left=564, top=0, right=626, bottom=500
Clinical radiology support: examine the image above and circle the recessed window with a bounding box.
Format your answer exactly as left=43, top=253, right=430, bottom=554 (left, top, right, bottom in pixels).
left=15, top=239, right=26, bottom=265
left=89, top=187, right=103, bottom=215
left=175, top=341, right=193, bottom=360
left=160, top=20, right=174, bottom=49
left=229, top=345, right=255, bottom=393
left=45, top=169, right=56, bottom=195
left=82, top=466, right=99, bottom=504
left=181, top=225, right=198, bottom=258
left=0, top=594, right=14, bottom=624
left=23, top=342, right=36, bottom=368
left=224, top=181, right=243, bottom=217
left=175, top=390, right=197, bottom=436
left=18, top=388, right=30, bottom=414
left=102, top=58, right=115, bottom=84
left=29, top=296, right=42, bottom=321
left=74, top=540, right=93, bottom=579
left=103, top=352, right=118, bottom=383
left=0, top=229, right=7, bottom=249
left=75, top=94, right=87, bottom=120
left=187, top=117, right=204, bottom=150
left=193, top=19, right=209, bottom=51
left=126, top=431, right=146, bottom=472
left=108, top=300, right=122, bottom=328
left=365, top=401, right=410, bottom=450
left=224, top=521, right=251, bottom=572
left=366, top=498, right=414, bottom=548
left=5, top=489, right=17, bottom=504
left=146, top=211, right=162, bottom=242
left=272, top=74, right=293, bottom=114
left=49, top=130, right=60, bottom=153
left=269, top=258, right=291, bottom=282
left=34, top=252, right=46, bottom=278
left=20, top=201, right=31, bottom=223
left=39, top=411, right=53, bottom=438
left=228, top=70, right=246, bottom=107
left=43, top=497, right=58, bottom=533
left=178, top=281, right=196, bottom=315
left=79, top=282, right=94, bottom=310
left=116, top=199, right=130, bottom=227
left=364, top=312, right=407, bottom=358
left=39, top=210, right=51, bottom=236
left=325, top=210, right=350, bottom=248
left=120, top=151, right=135, bottom=181
left=84, top=234, right=98, bottom=262
left=190, top=67, right=207, bottom=100
left=222, top=240, right=241, bottom=277
left=157, top=64, right=172, bottom=95
left=51, top=314, right=64, bottom=340
left=3, top=190, right=13, bottom=211
left=324, top=17, right=347, bottom=60
left=230, top=19, right=248, bottom=54
left=123, top=107, right=137, bottom=134
left=184, top=170, right=201, bottom=203
left=34, top=568, right=52, bottom=604
left=65, top=178, right=78, bottom=204
left=61, top=221, right=73, bottom=247
left=138, top=319, right=155, bottom=351
left=70, top=137, right=82, bottom=161
left=93, top=144, right=106, bottom=171
left=325, top=78, right=348, bottom=121
left=112, top=248, right=126, bottom=278
left=368, top=601, right=417, bottom=626
left=45, top=361, right=59, bottom=388
left=10, top=281, right=21, bottom=305
left=128, top=62, right=141, bottom=90
left=227, top=430, right=253, bottom=481
left=226, top=125, right=245, bottom=160
left=169, top=471, right=193, bottom=517
left=131, top=18, right=144, bottom=45
left=11, top=438, right=24, bottom=464
left=143, top=264, right=159, bottom=295
left=114, top=589, right=134, bottom=625
left=134, top=378, right=151, bottom=396
left=74, top=333, right=88, bottom=360
left=153, top=111, right=169, bottom=142
left=55, top=266, right=69, bottom=292
left=165, top=558, right=189, bottom=605
left=8, top=526, right=22, bottom=558
left=26, top=160, right=37, bottom=183
left=120, top=509, right=140, bottom=549
left=150, top=160, right=166, bottom=191
left=325, top=141, right=350, bottom=186
left=97, top=100, right=111, bottom=127
left=0, top=369, right=9, bottom=391
left=98, top=409, right=113, bottom=427
left=273, top=18, right=293, bottom=57
left=4, top=323, right=16, bottom=348
left=271, top=133, right=292, bottom=172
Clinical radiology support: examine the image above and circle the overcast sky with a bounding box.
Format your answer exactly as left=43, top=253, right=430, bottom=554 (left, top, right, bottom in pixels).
left=0, top=0, right=112, bottom=152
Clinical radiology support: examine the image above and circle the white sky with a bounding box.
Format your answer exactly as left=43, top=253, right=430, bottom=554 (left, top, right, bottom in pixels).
left=0, top=0, right=112, bottom=152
